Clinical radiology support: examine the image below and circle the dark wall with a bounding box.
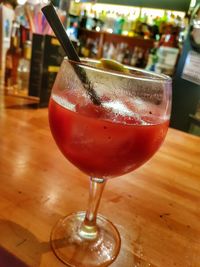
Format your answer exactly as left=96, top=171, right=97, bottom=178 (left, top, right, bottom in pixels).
left=170, top=31, right=200, bottom=132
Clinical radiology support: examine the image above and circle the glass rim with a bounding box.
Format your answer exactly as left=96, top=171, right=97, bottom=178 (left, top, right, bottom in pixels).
left=64, top=57, right=172, bottom=84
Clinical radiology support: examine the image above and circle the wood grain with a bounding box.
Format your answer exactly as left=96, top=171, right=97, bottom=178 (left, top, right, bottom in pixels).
left=0, top=94, right=200, bottom=267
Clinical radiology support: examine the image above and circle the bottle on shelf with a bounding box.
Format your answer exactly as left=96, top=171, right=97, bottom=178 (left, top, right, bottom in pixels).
left=4, top=20, right=21, bottom=93
left=113, top=14, right=125, bottom=34
left=79, top=9, right=88, bottom=29
left=115, top=43, right=126, bottom=63
left=122, top=44, right=131, bottom=65
left=17, top=40, right=31, bottom=95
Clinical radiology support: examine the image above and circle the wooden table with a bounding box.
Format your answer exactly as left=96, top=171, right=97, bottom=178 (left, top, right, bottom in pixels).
left=0, top=94, right=200, bottom=267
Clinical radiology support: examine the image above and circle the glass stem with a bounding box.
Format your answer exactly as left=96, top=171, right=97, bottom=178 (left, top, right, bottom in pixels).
left=79, top=177, right=106, bottom=240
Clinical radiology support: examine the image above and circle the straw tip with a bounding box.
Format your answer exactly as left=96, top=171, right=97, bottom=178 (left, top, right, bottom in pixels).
left=41, top=2, right=54, bottom=12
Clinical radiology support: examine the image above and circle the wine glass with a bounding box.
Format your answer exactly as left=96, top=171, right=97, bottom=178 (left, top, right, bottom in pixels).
left=48, top=58, right=172, bottom=267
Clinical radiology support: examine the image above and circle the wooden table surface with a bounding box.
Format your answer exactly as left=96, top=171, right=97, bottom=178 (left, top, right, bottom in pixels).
left=0, top=94, right=200, bottom=267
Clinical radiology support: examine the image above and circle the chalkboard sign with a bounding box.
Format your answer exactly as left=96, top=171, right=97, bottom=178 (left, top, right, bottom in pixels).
left=29, top=34, right=65, bottom=107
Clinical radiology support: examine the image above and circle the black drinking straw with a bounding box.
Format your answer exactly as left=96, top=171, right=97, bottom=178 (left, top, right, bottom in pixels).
left=41, top=3, right=101, bottom=106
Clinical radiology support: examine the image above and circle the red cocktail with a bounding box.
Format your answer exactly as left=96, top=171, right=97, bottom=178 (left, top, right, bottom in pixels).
left=48, top=59, right=171, bottom=267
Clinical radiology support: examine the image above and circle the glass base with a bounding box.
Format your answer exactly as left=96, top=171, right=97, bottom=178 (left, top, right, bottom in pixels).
left=50, top=211, right=121, bottom=267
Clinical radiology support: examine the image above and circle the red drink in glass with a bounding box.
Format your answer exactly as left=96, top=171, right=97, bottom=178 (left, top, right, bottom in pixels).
left=49, top=96, right=169, bottom=178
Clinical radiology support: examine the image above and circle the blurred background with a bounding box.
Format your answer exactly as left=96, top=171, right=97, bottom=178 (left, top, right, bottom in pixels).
left=0, top=0, right=200, bottom=136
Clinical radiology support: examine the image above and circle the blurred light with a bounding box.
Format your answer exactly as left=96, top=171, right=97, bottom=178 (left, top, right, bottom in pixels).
left=190, top=0, right=196, bottom=8
left=107, top=28, right=113, bottom=33
left=17, top=0, right=27, bottom=4
left=122, top=30, right=129, bottom=36
left=27, top=0, right=40, bottom=3
left=141, top=8, right=164, bottom=18
left=75, top=0, right=80, bottom=3
left=96, top=26, right=101, bottom=32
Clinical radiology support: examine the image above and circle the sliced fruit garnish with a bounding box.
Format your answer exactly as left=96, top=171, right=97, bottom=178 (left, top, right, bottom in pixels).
left=97, top=58, right=130, bottom=74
